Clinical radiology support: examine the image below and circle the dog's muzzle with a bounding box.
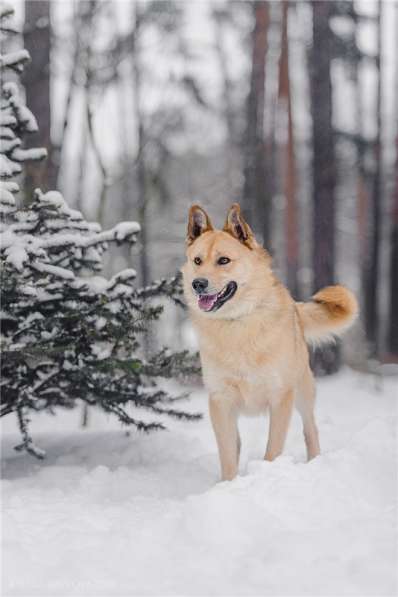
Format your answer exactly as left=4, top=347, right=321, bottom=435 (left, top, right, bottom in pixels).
left=195, top=281, right=238, bottom=312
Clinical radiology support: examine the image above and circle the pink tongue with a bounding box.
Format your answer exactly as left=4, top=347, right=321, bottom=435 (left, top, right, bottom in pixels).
left=198, top=294, right=217, bottom=311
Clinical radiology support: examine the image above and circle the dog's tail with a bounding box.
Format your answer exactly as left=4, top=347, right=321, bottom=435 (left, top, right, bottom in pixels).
left=296, top=285, right=358, bottom=345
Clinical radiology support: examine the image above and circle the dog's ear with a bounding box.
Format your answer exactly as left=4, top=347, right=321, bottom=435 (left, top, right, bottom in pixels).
left=223, top=203, right=257, bottom=248
left=187, top=205, right=213, bottom=245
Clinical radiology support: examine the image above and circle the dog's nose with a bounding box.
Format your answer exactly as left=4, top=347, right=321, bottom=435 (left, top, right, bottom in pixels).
left=192, top=278, right=208, bottom=294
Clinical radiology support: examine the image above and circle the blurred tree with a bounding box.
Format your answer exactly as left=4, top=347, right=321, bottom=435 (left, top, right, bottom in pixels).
left=22, top=0, right=56, bottom=197
left=65, top=0, right=205, bottom=286
left=212, top=6, right=237, bottom=148
left=278, top=1, right=299, bottom=298
left=388, top=4, right=398, bottom=358
left=84, top=1, right=110, bottom=225
left=363, top=0, right=383, bottom=359
left=309, top=0, right=340, bottom=375
left=212, top=5, right=238, bottom=195
left=131, top=2, right=149, bottom=287
left=57, top=4, right=78, bottom=176
left=58, top=0, right=89, bottom=205
left=390, top=131, right=398, bottom=357
left=242, top=1, right=270, bottom=245
left=329, top=1, right=383, bottom=364
left=126, top=1, right=205, bottom=286
left=350, top=7, right=372, bottom=362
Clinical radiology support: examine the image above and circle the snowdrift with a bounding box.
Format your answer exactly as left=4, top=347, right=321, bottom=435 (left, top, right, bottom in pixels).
left=2, top=371, right=397, bottom=596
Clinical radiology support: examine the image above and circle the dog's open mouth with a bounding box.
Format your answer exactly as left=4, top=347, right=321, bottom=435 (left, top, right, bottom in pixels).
left=197, top=281, right=237, bottom=312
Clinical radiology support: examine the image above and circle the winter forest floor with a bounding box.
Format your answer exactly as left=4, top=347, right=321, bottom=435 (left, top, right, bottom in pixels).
left=1, top=370, right=398, bottom=597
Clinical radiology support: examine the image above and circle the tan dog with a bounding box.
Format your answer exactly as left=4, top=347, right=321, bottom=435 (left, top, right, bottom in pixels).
left=182, top=203, right=358, bottom=481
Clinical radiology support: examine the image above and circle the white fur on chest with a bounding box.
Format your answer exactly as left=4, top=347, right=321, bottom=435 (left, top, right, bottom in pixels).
left=201, top=357, right=285, bottom=414
left=193, top=311, right=295, bottom=413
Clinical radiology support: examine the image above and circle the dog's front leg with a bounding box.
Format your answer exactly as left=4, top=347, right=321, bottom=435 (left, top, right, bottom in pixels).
left=264, top=389, right=294, bottom=461
left=209, top=393, right=240, bottom=481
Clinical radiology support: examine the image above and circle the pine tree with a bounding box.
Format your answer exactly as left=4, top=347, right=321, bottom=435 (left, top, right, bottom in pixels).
left=309, top=0, right=340, bottom=375
left=388, top=3, right=398, bottom=357
left=22, top=0, right=56, bottom=196
left=0, top=5, right=200, bottom=458
left=243, top=1, right=269, bottom=242
left=278, top=1, right=299, bottom=299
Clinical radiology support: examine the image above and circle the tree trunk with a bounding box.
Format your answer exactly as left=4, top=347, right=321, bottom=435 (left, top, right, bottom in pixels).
left=213, top=7, right=236, bottom=146
left=132, top=3, right=149, bottom=288
left=56, top=1, right=85, bottom=191
left=242, top=1, right=270, bottom=245
left=213, top=7, right=237, bottom=196
left=23, top=0, right=55, bottom=198
left=363, top=0, right=383, bottom=358
left=117, top=59, right=132, bottom=266
left=74, top=114, right=88, bottom=213
left=353, top=14, right=369, bottom=346
left=389, top=134, right=398, bottom=356
left=278, top=1, right=299, bottom=298
left=309, top=1, right=339, bottom=375
left=388, top=4, right=398, bottom=357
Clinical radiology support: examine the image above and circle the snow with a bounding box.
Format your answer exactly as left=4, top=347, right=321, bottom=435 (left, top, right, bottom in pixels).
left=113, top=221, right=141, bottom=240
left=32, top=261, right=76, bottom=280
left=4, top=240, right=28, bottom=271
left=0, top=3, right=14, bottom=20
left=10, top=146, right=47, bottom=162
left=0, top=184, right=16, bottom=206
left=80, top=275, right=109, bottom=294
left=1, top=181, right=19, bottom=194
left=2, top=370, right=397, bottom=597
left=0, top=113, right=17, bottom=126
left=3, top=82, right=39, bottom=132
left=0, top=153, right=22, bottom=177
left=0, top=125, right=16, bottom=139
left=1, top=137, right=21, bottom=153
left=0, top=196, right=140, bottom=274
left=110, top=268, right=137, bottom=284
left=0, top=49, right=30, bottom=71
left=39, top=190, right=67, bottom=208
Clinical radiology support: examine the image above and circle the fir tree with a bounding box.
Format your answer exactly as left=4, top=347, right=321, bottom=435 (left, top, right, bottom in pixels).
left=0, top=4, right=200, bottom=458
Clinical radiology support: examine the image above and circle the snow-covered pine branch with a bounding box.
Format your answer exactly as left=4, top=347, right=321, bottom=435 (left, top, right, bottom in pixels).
left=0, top=6, right=200, bottom=458
left=0, top=182, right=200, bottom=459
left=0, top=7, right=46, bottom=199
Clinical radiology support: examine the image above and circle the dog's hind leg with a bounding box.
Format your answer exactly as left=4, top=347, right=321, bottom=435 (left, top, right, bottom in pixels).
left=209, top=393, right=240, bottom=481
left=264, top=389, right=294, bottom=461
left=237, top=430, right=241, bottom=461
left=296, top=369, right=320, bottom=460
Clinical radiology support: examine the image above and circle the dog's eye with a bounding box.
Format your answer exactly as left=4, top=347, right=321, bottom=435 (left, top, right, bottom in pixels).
left=217, top=257, right=230, bottom=265
left=194, top=257, right=202, bottom=265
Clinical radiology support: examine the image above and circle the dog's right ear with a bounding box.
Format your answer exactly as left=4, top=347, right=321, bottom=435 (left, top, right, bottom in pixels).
left=187, top=205, right=213, bottom=245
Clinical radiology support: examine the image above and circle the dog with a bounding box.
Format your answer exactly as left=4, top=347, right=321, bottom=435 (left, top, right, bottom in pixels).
left=181, top=203, right=358, bottom=481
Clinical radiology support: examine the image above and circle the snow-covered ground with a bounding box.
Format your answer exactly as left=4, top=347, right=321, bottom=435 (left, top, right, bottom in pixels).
left=2, top=370, right=397, bottom=597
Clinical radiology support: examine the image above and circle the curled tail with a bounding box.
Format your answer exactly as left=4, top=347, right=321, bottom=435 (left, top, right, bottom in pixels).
left=296, top=285, right=359, bottom=344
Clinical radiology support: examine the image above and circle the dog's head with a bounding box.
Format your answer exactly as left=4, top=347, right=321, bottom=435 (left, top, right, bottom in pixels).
left=181, top=203, right=273, bottom=319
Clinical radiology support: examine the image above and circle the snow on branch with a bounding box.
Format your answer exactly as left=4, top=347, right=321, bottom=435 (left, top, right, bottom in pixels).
left=0, top=5, right=200, bottom=458
left=1, top=189, right=140, bottom=272
left=1, top=8, right=47, bottom=194
left=0, top=50, right=30, bottom=73
left=0, top=2, right=15, bottom=22
left=1, top=188, right=199, bottom=456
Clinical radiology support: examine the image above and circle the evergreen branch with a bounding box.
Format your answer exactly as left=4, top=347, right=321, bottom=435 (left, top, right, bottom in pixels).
left=15, top=406, right=45, bottom=459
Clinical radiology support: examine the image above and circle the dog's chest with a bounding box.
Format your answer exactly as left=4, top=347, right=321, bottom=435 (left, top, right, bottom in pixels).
left=198, top=330, right=287, bottom=411
left=194, top=309, right=299, bottom=410
left=202, top=359, right=285, bottom=413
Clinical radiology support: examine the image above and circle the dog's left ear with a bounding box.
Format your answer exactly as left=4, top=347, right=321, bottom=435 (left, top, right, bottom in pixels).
left=223, top=203, right=257, bottom=249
